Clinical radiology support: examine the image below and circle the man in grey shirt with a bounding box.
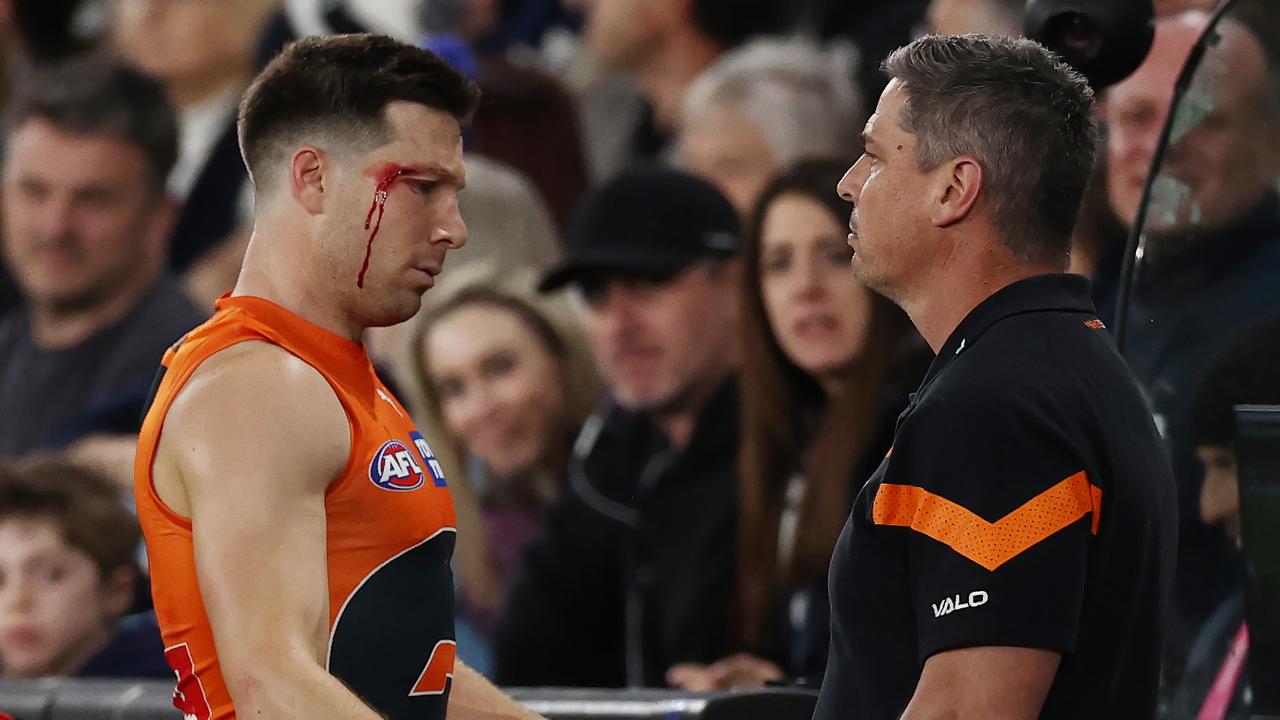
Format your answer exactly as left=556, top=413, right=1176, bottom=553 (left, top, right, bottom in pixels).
left=0, top=58, right=204, bottom=457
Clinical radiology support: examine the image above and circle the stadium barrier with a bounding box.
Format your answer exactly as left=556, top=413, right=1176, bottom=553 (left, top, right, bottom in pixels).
left=0, top=679, right=819, bottom=720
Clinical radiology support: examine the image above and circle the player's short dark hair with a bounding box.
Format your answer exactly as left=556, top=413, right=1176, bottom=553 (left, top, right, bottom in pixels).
left=883, top=34, right=1097, bottom=267
left=692, top=0, right=790, bottom=49
left=237, top=33, right=480, bottom=191
left=5, top=55, right=178, bottom=194
left=0, top=456, right=140, bottom=578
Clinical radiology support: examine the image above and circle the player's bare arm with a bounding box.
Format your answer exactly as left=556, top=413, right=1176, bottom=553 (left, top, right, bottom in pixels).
left=449, top=661, right=544, bottom=720
left=154, top=341, right=384, bottom=719
left=900, top=647, right=1060, bottom=719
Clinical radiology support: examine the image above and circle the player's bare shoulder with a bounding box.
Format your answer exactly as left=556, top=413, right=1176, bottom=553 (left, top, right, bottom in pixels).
left=152, top=340, right=352, bottom=517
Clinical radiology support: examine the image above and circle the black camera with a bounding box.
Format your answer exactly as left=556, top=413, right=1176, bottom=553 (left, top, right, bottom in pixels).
left=1024, top=0, right=1156, bottom=88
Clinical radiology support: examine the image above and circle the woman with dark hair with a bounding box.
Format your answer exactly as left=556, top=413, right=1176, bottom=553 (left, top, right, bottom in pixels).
left=669, top=158, right=927, bottom=690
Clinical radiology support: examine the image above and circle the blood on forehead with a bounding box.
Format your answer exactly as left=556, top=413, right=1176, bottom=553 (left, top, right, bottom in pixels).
left=355, top=163, right=415, bottom=290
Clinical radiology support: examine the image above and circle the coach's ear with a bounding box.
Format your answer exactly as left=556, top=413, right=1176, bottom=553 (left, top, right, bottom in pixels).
left=931, top=155, right=984, bottom=228
left=289, top=146, right=327, bottom=215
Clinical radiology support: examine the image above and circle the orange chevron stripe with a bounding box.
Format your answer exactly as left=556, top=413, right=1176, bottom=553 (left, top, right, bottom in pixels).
left=872, top=471, right=1102, bottom=571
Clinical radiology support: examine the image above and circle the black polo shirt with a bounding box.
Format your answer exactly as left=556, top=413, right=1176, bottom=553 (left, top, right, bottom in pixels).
left=813, top=274, right=1177, bottom=719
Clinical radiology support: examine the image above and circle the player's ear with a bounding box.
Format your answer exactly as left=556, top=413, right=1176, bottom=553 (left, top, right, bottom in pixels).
left=289, top=146, right=327, bottom=216
left=930, top=155, right=984, bottom=228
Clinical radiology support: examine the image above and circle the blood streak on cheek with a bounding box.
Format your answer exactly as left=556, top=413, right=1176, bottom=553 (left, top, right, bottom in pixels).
left=356, top=163, right=415, bottom=289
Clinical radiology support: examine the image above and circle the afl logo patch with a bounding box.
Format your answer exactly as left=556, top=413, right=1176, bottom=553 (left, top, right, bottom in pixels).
left=369, top=440, right=426, bottom=491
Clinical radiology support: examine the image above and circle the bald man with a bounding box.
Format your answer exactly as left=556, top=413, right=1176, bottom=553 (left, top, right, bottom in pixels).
left=1097, top=9, right=1280, bottom=680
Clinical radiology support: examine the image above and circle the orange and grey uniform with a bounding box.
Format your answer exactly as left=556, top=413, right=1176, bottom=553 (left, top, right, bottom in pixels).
left=134, top=294, right=457, bottom=720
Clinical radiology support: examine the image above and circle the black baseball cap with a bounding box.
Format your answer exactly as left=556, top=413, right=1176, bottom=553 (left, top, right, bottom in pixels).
left=538, top=166, right=740, bottom=293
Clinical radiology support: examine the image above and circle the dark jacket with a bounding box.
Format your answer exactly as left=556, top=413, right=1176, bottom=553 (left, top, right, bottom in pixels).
left=1094, top=195, right=1280, bottom=673
left=77, top=612, right=172, bottom=679
left=1166, top=593, right=1250, bottom=720
left=493, top=382, right=739, bottom=688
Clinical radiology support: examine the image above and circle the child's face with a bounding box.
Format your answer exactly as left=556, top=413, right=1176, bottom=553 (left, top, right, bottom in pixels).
left=1198, top=445, right=1243, bottom=545
left=0, top=517, right=126, bottom=678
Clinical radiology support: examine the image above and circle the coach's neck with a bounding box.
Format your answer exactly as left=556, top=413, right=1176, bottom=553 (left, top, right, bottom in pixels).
left=902, top=221, right=1063, bottom=355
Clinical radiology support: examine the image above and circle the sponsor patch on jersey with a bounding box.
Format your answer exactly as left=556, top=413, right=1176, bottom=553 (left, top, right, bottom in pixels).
left=410, top=431, right=448, bottom=488
left=370, top=439, right=426, bottom=491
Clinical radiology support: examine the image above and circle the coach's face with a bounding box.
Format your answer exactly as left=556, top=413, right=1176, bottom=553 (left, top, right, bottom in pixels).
left=837, top=80, right=936, bottom=302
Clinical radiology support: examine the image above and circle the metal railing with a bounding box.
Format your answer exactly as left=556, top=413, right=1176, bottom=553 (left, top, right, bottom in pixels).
left=0, top=679, right=818, bottom=720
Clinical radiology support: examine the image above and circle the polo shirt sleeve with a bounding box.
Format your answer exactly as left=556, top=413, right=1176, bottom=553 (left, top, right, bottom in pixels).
left=879, top=384, right=1101, bottom=663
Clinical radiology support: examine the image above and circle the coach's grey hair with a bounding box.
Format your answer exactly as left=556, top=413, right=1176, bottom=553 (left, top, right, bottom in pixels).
left=883, top=34, right=1097, bottom=267
left=683, top=38, right=863, bottom=166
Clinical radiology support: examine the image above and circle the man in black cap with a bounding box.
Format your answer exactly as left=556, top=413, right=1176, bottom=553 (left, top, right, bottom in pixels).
left=492, top=166, right=743, bottom=688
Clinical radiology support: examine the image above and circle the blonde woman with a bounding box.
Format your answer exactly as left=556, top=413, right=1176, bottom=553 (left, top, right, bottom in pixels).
left=412, top=272, right=600, bottom=651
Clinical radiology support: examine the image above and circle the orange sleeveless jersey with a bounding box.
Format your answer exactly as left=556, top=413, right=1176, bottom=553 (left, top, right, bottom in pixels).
left=134, top=295, right=458, bottom=720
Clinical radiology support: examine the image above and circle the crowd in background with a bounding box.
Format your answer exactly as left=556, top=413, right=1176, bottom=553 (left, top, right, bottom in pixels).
left=0, top=0, right=1276, bottom=717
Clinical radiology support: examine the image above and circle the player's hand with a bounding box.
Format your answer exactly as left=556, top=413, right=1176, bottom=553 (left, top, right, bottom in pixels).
left=667, top=653, right=786, bottom=691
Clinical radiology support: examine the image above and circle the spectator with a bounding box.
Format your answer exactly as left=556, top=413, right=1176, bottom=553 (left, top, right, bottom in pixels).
left=109, top=0, right=280, bottom=275
left=0, top=456, right=169, bottom=679
left=677, top=39, right=862, bottom=217
left=1165, top=314, right=1280, bottom=718
left=493, top=167, right=743, bottom=688
left=1096, top=9, right=1280, bottom=670
left=668, top=159, right=926, bottom=690
left=412, top=272, right=601, bottom=640
left=573, top=0, right=788, bottom=169
left=926, top=0, right=1022, bottom=36
left=424, top=0, right=590, bottom=232
left=0, top=57, right=204, bottom=458
left=805, top=0, right=929, bottom=121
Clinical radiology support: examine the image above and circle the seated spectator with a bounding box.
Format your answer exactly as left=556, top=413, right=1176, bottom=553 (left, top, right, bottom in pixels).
left=0, top=455, right=169, bottom=679
left=805, top=0, right=928, bottom=121
left=493, top=167, right=743, bottom=687
left=926, top=0, right=1022, bottom=36
left=422, top=0, right=590, bottom=231
left=677, top=38, right=862, bottom=217
left=668, top=159, right=926, bottom=691
left=412, top=272, right=601, bottom=645
left=109, top=0, right=280, bottom=275
left=0, top=57, right=204, bottom=458
left=1165, top=313, right=1280, bottom=718
left=1096, top=9, right=1280, bottom=672
left=570, top=0, right=789, bottom=176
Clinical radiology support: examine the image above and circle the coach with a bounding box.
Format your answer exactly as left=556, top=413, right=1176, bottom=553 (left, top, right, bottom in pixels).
left=813, top=35, right=1177, bottom=719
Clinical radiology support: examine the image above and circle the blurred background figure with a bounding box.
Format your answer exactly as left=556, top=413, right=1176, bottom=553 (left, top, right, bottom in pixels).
left=421, top=0, right=591, bottom=231
left=571, top=0, right=789, bottom=175
left=107, top=0, right=282, bottom=294
left=494, top=168, right=743, bottom=688
left=1095, top=8, right=1280, bottom=678
left=0, top=456, right=168, bottom=679
left=668, top=159, right=926, bottom=691
left=1166, top=314, right=1280, bottom=719
left=0, top=57, right=202, bottom=460
left=926, top=0, right=1022, bottom=37
left=412, top=269, right=601, bottom=671
left=676, top=39, right=862, bottom=217
left=802, top=0, right=928, bottom=121
left=0, top=0, right=110, bottom=315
